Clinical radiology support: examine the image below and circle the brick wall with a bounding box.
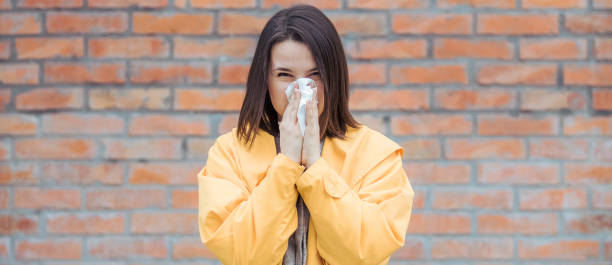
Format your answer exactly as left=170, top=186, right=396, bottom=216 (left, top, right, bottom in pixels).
left=1, top=0, right=611, bottom=264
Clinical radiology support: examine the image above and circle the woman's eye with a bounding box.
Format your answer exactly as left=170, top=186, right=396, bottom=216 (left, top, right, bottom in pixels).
left=277, top=72, right=291, bottom=77
left=310, top=72, right=320, bottom=76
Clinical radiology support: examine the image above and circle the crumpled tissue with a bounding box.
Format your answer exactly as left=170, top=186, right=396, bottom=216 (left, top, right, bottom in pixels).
left=285, top=77, right=317, bottom=136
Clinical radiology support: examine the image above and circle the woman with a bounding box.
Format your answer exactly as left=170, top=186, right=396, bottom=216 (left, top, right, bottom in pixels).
left=197, top=5, right=414, bottom=265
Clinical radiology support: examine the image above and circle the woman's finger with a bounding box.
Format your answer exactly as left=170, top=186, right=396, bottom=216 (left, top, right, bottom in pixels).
left=283, top=86, right=300, bottom=124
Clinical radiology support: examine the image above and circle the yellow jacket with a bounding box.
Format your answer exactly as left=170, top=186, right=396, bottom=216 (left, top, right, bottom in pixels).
left=197, top=125, right=415, bottom=265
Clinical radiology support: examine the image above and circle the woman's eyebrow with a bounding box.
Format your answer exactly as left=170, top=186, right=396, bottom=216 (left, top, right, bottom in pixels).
left=273, top=67, right=292, bottom=72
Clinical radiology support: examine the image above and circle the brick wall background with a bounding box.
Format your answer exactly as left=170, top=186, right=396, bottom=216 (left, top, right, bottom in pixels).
left=1, top=0, right=611, bottom=264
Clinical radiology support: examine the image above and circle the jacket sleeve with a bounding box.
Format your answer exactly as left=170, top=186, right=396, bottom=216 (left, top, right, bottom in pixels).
left=296, top=149, right=414, bottom=265
left=197, top=137, right=305, bottom=265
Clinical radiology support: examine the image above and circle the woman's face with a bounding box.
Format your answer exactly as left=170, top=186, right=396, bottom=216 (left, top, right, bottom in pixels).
left=268, top=39, right=325, bottom=121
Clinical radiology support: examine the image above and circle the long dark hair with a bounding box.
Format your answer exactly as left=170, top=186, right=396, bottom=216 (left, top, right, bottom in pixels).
left=236, top=4, right=360, bottom=148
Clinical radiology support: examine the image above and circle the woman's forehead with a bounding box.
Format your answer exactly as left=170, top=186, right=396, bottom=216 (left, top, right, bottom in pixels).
left=270, top=40, right=317, bottom=71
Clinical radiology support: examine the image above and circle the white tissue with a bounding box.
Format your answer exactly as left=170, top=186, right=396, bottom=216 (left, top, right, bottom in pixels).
left=285, top=77, right=317, bottom=136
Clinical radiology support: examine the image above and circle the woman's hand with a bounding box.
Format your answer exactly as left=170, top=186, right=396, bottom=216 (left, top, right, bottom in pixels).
left=301, top=87, right=321, bottom=168
left=279, top=86, right=303, bottom=164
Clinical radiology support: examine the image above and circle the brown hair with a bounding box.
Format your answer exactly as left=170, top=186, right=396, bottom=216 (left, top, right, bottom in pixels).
left=236, top=4, right=360, bottom=148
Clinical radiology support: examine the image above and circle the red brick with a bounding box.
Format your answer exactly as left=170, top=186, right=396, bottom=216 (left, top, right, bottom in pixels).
left=477, top=114, right=558, bottom=136
left=186, top=138, right=215, bottom=159
left=565, top=13, right=612, bottom=33
left=521, top=89, right=586, bottom=110
left=329, top=13, right=387, bottom=35
left=174, top=88, right=244, bottom=111
left=478, top=213, right=558, bottom=235
left=0, top=140, right=8, bottom=161
left=102, top=138, right=181, bottom=160
left=400, top=139, right=441, bottom=159
left=0, top=114, right=37, bottom=135
left=391, top=114, right=472, bottom=135
left=348, top=64, right=386, bottom=84
left=595, top=38, right=612, bottom=59
left=564, top=64, right=612, bottom=86
left=594, top=0, right=612, bottom=8
left=392, top=14, right=472, bottom=34
left=45, top=62, right=125, bottom=84
left=129, top=162, right=200, bottom=185
left=565, top=164, right=612, bottom=184
left=172, top=237, right=216, bottom=259
left=218, top=114, right=239, bottom=134
left=41, top=163, right=123, bottom=185
left=432, top=188, right=512, bottom=210
left=0, top=189, right=6, bottom=209
left=0, top=41, right=9, bottom=59
left=16, top=88, right=83, bottom=110
left=87, top=237, right=167, bottom=259
left=131, top=212, right=197, bottom=234
left=593, top=139, right=612, bottom=161
left=16, top=37, right=83, bottom=59
left=14, top=188, right=80, bottom=209
left=446, top=139, right=526, bottom=160
left=434, top=38, right=513, bottom=59
left=0, top=164, right=36, bottom=185
left=89, top=88, right=171, bottom=110
left=478, top=14, right=558, bottom=35
left=218, top=63, right=249, bottom=85
left=520, top=188, right=587, bottom=210
left=529, top=138, right=589, bottom=160
left=89, top=37, right=169, bottom=58
left=86, top=189, right=166, bottom=209
left=523, top=0, right=586, bottom=8
left=174, top=37, right=255, bottom=59
left=564, top=213, right=612, bottom=234
left=477, top=64, right=557, bottom=85
left=15, top=138, right=96, bottom=159
left=129, top=114, right=209, bottom=136
left=16, top=238, right=81, bottom=260
left=0, top=214, right=38, bottom=234
left=432, top=238, right=513, bottom=259
left=520, top=39, right=586, bottom=60
left=391, top=64, right=467, bottom=84
left=134, top=12, right=213, bottom=34
left=47, top=12, right=127, bottom=33
left=412, top=189, right=425, bottom=209
left=350, top=89, right=428, bottom=111
left=185, top=0, right=256, bottom=8
left=0, top=63, right=39, bottom=84
left=0, top=13, right=41, bottom=34
left=89, top=0, right=167, bottom=8
left=42, top=113, right=124, bottom=134
left=0, top=90, right=8, bottom=111
left=403, top=162, right=471, bottom=184
left=391, top=239, right=426, bottom=260
left=434, top=88, right=515, bottom=110
left=130, top=61, right=212, bottom=84
left=0, top=0, right=10, bottom=9
left=218, top=12, right=269, bottom=34
left=406, top=213, right=471, bottom=234
left=347, top=39, right=426, bottom=59
left=437, top=0, right=515, bottom=8
left=478, top=162, right=558, bottom=184
left=518, top=239, right=598, bottom=260
left=564, top=115, right=612, bottom=135
left=17, top=0, right=83, bottom=8
left=47, top=213, right=124, bottom=234
left=347, top=0, right=428, bottom=9
left=172, top=190, right=197, bottom=209
left=593, top=188, right=612, bottom=209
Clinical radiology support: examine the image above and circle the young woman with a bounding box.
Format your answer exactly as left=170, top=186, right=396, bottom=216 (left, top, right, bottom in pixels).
left=197, top=5, right=415, bottom=265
